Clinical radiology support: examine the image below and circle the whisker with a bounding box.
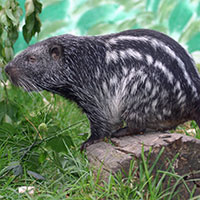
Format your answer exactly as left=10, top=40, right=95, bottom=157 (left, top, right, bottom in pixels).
left=26, top=79, right=46, bottom=99
left=18, top=78, right=34, bottom=98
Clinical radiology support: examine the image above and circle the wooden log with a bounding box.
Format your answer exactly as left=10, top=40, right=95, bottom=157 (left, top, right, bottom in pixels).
left=86, top=132, right=200, bottom=199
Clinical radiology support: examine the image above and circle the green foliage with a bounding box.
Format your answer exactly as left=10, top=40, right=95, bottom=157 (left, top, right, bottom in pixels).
left=0, top=0, right=43, bottom=181
left=169, top=0, right=193, bottom=33
left=11, top=0, right=200, bottom=61
left=187, top=32, right=200, bottom=53
left=2, top=134, right=199, bottom=199
left=0, top=0, right=22, bottom=65
left=77, top=4, right=120, bottom=35
left=22, top=0, right=42, bottom=43
left=0, top=85, right=199, bottom=199
left=0, top=0, right=42, bottom=65
left=1, top=0, right=200, bottom=199
left=0, top=97, right=20, bottom=123
left=0, top=84, right=88, bottom=187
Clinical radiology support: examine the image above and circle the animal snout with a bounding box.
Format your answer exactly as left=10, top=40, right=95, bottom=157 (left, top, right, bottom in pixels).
left=5, top=64, right=14, bottom=76
left=5, top=64, right=20, bottom=78
left=4, top=64, right=21, bottom=86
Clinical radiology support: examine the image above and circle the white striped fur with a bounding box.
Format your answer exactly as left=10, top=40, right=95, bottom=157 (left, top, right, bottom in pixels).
left=107, top=35, right=198, bottom=97
left=154, top=60, right=174, bottom=84
left=105, top=51, right=118, bottom=64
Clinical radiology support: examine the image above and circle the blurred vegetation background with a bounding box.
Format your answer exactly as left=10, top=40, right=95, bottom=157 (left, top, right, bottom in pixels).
left=15, top=0, right=200, bottom=66
left=1, top=0, right=200, bottom=65
left=1, top=0, right=200, bottom=198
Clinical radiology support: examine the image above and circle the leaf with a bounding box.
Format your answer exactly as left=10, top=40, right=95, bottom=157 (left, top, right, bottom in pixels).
left=24, top=13, right=35, bottom=31
left=7, top=161, right=20, bottom=171
left=22, top=15, right=34, bottom=43
left=25, top=154, right=42, bottom=171
left=0, top=101, right=6, bottom=122
left=8, top=27, right=19, bottom=44
left=0, top=109, right=5, bottom=122
left=5, top=8, right=18, bottom=25
left=0, top=123, right=16, bottom=135
left=4, top=100, right=19, bottom=122
left=6, top=162, right=23, bottom=176
left=46, top=135, right=74, bottom=153
left=39, top=151, right=47, bottom=164
left=0, top=24, right=3, bottom=36
left=13, top=6, right=23, bottom=21
left=4, top=46, right=14, bottom=62
left=0, top=11, right=9, bottom=26
left=4, top=114, right=12, bottom=124
left=27, top=170, right=45, bottom=180
left=13, top=165, right=23, bottom=176
left=0, top=67, right=3, bottom=81
left=34, top=0, right=42, bottom=13
left=4, top=1, right=22, bottom=26
left=23, top=0, right=42, bottom=43
left=35, top=14, right=42, bottom=33
left=25, top=0, right=35, bottom=17
left=0, top=0, right=22, bottom=63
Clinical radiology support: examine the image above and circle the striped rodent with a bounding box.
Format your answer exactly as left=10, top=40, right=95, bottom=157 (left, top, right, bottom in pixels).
left=5, top=29, right=200, bottom=150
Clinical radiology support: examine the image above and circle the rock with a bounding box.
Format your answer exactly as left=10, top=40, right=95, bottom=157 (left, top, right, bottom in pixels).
left=86, top=132, right=200, bottom=199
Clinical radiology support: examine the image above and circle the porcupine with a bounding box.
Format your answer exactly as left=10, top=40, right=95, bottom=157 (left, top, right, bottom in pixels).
left=5, top=29, right=200, bottom=150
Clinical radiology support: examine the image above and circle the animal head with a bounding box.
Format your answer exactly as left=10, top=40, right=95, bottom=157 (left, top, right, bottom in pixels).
left=4, top=35, right=72, bottom=92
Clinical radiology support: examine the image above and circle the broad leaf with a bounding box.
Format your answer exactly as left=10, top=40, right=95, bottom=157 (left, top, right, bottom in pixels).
left=27, top=170, right=45, bottom=180
left=46, top=135, right=74, bottom=153
left=23, top=0, right=42, bottom=43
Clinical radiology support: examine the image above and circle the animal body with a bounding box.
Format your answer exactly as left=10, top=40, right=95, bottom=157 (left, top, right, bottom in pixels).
left=5, top=29, right=200, bottom=150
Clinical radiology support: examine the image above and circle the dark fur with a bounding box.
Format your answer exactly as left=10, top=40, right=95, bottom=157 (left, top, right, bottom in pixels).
left=5, top=29, right=200, bottom=150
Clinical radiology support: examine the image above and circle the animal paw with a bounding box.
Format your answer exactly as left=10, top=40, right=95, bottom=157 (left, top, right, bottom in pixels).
left=80, top=137, right=103, bottom=152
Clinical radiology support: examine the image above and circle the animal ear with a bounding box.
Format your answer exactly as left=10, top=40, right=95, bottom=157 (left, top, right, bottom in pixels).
left=50, top=45, right=62, bottom=60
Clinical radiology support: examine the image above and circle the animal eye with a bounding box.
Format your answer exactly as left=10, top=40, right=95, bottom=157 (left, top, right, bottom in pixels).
left=28, top=56, right=36, bottom=63
left=50, top=45, right=62, bottom=60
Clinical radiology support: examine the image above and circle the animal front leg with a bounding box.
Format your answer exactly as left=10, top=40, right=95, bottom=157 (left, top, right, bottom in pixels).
left=111, top=119, right=146, bottom=138
left=111, top=127, right=131, bottom=137
left=80, top=120, right=109, bottom=151
left=80, top=134, right=102, bottom=151
left=111, top=126, right=145, bottom=137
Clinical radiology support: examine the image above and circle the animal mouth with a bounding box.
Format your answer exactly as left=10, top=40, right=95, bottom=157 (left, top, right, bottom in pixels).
left=5, top=66, right=21, bottom=86
left=5, top=65, right=42, bottom=92
left=17, top=78, right=42, bottom=92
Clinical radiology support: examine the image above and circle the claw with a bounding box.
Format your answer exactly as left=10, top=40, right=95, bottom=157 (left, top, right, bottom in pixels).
left=80, top=137, right=104, bottom=152
left=80, top=141, right=92, bottom=152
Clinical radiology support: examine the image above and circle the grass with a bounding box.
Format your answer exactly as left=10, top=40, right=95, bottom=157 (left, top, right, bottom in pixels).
left=0, top=76, right=200, bottom=199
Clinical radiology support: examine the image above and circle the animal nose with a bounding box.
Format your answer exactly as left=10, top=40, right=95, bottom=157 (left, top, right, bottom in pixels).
left=4, top=63, right=21, bottom=86
left=4, top=63, right=19, bottom=80
left=4, top=64, right=12, bottom=76
left=4, top=63, right=16, bottom=77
